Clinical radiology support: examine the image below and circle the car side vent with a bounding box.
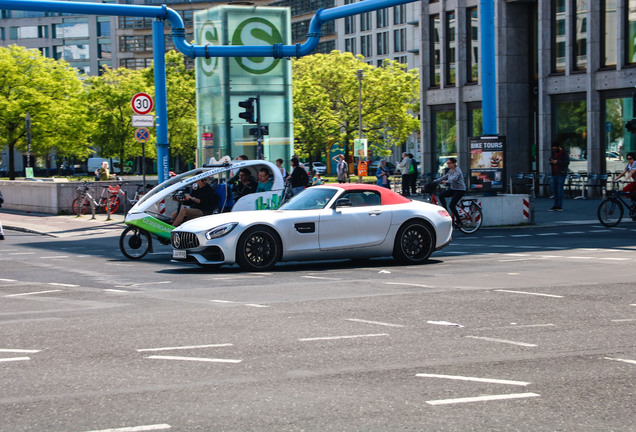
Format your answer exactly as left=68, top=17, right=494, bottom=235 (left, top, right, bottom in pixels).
left=171, top=232, right=199, bottom=249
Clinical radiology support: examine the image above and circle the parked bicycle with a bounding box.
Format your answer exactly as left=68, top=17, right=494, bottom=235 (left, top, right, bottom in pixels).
left=72, top=182, right=115, bottom=216
left=422, top=182, right=483, bottom=234
left=597, top=186, right=636, bottom=227
left=108, top=183, right=148, bottom=214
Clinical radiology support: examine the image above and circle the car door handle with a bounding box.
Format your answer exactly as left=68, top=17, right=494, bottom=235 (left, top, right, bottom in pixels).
left=368, top=210, right=382, bottom=216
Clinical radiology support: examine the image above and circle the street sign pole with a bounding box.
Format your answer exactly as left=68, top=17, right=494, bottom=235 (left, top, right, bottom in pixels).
left=25, top=112, right=31, bottom=168
left=256, top=95, right=263, bottom=160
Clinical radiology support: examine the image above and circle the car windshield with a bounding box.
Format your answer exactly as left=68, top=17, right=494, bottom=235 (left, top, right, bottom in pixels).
left=279, top=188, right=338, bottom=210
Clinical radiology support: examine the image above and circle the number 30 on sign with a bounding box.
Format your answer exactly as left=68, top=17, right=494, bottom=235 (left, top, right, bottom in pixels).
left=131, top=93, right=153, bottom=115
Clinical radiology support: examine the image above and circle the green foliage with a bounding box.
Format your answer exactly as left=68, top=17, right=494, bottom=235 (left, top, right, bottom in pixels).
left=292, top=51, right=419, bottom=161
left=0, top=45, right=89, bottom=178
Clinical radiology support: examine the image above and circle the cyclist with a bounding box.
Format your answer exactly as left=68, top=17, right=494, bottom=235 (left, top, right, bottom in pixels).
left=613, top=152, right=636, bottom=209
left=433, top=157, right=466, bottom=228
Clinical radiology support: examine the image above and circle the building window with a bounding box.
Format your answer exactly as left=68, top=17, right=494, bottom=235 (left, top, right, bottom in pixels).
left=97, top=17, right=110, bottom=37
left=360, top=34, right=372, bottom=58
left=9, top=27, right=18, bottom=40
left=467, top=7, right=479, bottom=82
left=605, top=97, right=635, bottom=172
left=433, top=109, right=457, bottom=174
left=446, top=11, right=456, bottom=85
left=602, top=0, right=617, bottom=67
left=377, top=31, right=388, bottom=56
left=469, top=107, right=483, bottom=138
left=394, top=28, right=406, bottom=53
left=39, top=47, right=50, bottom=58
left=553, top=0, right=566, bottom=72
left=393, top=4, right=406, bottom=25
left=377, top=8, right=388, bottom=29
left=574, top=0, right=587, bottom=70
left=394, top=55, right=407, bottom=66
left=54, top=18, right=89, bottom=39
left=360, top=12, right=371, bottom=32
left=345, top=37, right=356, bottom=55
left=553, top=99, right=587, bottom=159
left=627, top=0, right=636, bottom=63
left=98, top=43, right=111, bottom=59
left=345, top=15, right=356, bottom=34
left=119, top=35, right=153, bottom=52
left=0, top=27, right=4, bottom=41
left=430, top=14, right=441, bottom=87
left=55, top=44, right=90, bottom=61
left=120, top=58, right=153, bottom=70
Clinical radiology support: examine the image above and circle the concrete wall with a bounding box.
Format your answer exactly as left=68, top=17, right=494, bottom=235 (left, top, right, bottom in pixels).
left=0, top=180, right=151, bottom=214
left=472, top=194, right=530, bottom=226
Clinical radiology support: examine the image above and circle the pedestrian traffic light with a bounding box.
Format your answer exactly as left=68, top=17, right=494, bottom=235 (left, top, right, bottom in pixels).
left=625, top=119, right=636, bottom=133
left=238, top=98, right=255, bottom=123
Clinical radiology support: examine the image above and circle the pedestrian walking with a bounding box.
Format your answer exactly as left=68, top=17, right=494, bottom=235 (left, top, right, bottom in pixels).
left=549, top=141, right=569, bottom=211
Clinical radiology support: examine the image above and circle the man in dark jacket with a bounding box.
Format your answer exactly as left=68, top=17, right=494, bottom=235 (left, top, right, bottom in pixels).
left=171, top=178, right=218, bottom=226
left=549, top=141, right=569, bottom=211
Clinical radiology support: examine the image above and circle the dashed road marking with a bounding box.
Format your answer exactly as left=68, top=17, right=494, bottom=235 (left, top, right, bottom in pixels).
left=416, top=373, right=530, bottom=386
left=137, top=344, right=233, bottom=353
left=0, top=349, right=41, bottom=353
left=426, top=392, right=540, bottom=406
left=299, top=333, right=389, bottom=342
left=5, top=289, right=62, bottom=297
left=495, top=289, right=563, bottom=298
left=385, top=282, right=432, bottom=288
left=83, top=423, right=171, bottom=432
left=346, top=318, right=405, bottom=328
left=465, top=336, right=537, bottom=347
left=604, top=357, right=636, bottom=365
left=146, top=355, right=241, bottom=364
left=0, top=357, right=31, bottom=362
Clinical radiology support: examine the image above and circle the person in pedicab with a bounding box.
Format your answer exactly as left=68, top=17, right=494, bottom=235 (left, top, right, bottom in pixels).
left=170, top=177, right=218, bottom=227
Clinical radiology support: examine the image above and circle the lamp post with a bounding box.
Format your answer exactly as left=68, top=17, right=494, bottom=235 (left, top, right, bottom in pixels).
left=357, top=69, right=363, bottom=182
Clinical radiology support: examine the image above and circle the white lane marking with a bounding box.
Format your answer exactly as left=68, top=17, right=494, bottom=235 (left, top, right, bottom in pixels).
left=567, top=256, right=592, bottom=260
left=0, top=357, right=30, bottom=362
left=299, top=333, right=389, bottom=342
left=245, top=303, right=269, bottom=308
left=41, top=255, right=70, bottom=259
left=83, top=423, right=171, bottom=432
left=589, top=230, right=609, bottom=233
left=537, top=233, right=559, bottom=236
left=427, top=321, right=464, bottom=327
left=516, top=246, right=541, bottom=249
left=495, top=289, right=563, bottom=298
left=146, top=355, right=242, bottom=363
left=600, top=257, right=631, bottom=261
left=385, top=282, right=432, bottom=288
left=114, top=281, right=171, bottom=288
left=5, top=289, right=62, bottom=297
left=510, top=323, right=555, bottom=328
left=539, top=255, right=563, bottom=258
left=0, top=349, right=41, bottom=353
left=416, top=373, right=530, bottom=386
left=48, top=282, right=78, bottom=287
left=443, top=251, right=470, bottom=255
left=103, top=289, right=129, bottom=293
left=346, top=318, right=405, bottom=328
left=545, top=246, right=567, bottom=250
left=611, top=318, right=636, bottom=322
left=426, top=392, right=540, bottom=406
left=498, top=258, right=530, bottom=262
left=137, top=344, right=233, bottom=352
left=563, top=231, right=585, bottom=234
left=0, top=278, right=17, bottom=282
left=604, top=357, right=636, bottom=365
left=9, top=252, right=36, bottom=255
left=301, top=275, right=342, bottom=280
left=210, top=300, right=235, bottom=304
left=504, top=254, right=530, bottom=257
left=465, top=336, right=537, bottom=347
left=483, top=235, right=505, bottom=238
left=510, top=234, right=532, bottom=237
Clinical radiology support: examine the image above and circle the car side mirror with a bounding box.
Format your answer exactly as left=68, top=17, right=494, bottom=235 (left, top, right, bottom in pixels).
left=335, top=197, right=352, bottom=208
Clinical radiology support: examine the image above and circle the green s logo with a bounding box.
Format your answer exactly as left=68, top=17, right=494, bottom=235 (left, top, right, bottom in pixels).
left=199, top=21, right=219, bottom=76
left=231, top=17, right=283, bottom=75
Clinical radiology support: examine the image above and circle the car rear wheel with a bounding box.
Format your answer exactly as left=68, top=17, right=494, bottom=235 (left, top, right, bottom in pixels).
left=393, top=220, right=434, bottom=265
left=236, top=226, right=280, bottom=271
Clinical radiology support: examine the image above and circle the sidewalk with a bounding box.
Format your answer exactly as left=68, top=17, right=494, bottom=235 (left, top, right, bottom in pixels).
left=0, top=196, right=605, bottom=239
left=0, top=209, right=126, bottom=238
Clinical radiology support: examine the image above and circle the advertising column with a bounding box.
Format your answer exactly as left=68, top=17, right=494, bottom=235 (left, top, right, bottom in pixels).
left=469, top=135, right=505, bottom=193
left=194, top=5, right=292, bottom=165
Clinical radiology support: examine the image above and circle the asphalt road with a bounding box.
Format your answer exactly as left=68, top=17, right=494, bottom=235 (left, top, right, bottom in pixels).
left=0, top=224, right=635, bottom=431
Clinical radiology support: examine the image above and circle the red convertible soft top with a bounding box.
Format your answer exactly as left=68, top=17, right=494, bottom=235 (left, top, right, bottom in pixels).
left=323, top=183, right=412, bottom=205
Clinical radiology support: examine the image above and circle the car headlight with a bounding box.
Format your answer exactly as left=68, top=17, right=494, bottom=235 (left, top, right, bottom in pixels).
left=205, top=222, right=238, bottom=240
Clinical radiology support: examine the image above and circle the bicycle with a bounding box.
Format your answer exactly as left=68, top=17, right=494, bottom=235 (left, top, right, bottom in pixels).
left=108, top=183, right=148, bottom=214
left=72, top=182, right=115, bottom=216
left=597, top=185, right=636, bottom=227
left=422, top=182, right=483, bottom=234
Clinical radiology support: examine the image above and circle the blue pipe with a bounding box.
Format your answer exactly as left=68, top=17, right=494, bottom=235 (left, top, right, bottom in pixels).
left=480, top=0, right=497, bottom=135
left=153, top=19, right=170, bottom=184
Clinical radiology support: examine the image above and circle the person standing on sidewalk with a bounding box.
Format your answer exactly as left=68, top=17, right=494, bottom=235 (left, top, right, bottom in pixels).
left=333, top=154, right=348, bottom=184
left=549, top=141, right=569, bottom=211
left=397, top=152, right=413, bottom=196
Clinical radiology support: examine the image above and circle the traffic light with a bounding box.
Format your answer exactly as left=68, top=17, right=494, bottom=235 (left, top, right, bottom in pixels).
left=238, top=98, right=255, bottom=123
left=625, top=119, right=636, bottom=133
left=249, top=125, right=269, bottom=136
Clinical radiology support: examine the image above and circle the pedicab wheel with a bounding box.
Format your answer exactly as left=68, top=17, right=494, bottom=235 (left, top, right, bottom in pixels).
left=119, top=226, right=151, bottom=259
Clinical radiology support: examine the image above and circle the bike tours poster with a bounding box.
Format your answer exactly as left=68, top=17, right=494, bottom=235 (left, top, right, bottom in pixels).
left=469, top=135, right=505, bottom=192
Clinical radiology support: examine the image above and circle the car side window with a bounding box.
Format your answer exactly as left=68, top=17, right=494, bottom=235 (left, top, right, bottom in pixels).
left=343, top=192, right=381, bottom=207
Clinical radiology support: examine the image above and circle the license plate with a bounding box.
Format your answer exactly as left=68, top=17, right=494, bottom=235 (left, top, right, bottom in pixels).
left=172, top=249, right=187, bottom=259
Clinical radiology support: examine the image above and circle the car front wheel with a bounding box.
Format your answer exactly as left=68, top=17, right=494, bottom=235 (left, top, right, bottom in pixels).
left=393, top=220, right=435, bottom=265
left=236, top=226, right=280, bottom=271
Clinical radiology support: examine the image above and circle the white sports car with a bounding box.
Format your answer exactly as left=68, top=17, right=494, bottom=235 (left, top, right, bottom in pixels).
left=170, top=184, right=453, bottom=271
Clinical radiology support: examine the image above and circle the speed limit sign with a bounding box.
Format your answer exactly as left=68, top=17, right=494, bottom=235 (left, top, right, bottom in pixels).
left=131, top=92, right=153, bottom=115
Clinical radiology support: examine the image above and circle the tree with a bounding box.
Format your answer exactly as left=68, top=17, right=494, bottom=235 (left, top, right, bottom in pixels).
left=83, top=66, right=153, bottom=174
left=0, top=45, right=89, bottom=179
left=292, top=51, right=420, bottom=163
left=144, top=50, right=197, bottom=169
